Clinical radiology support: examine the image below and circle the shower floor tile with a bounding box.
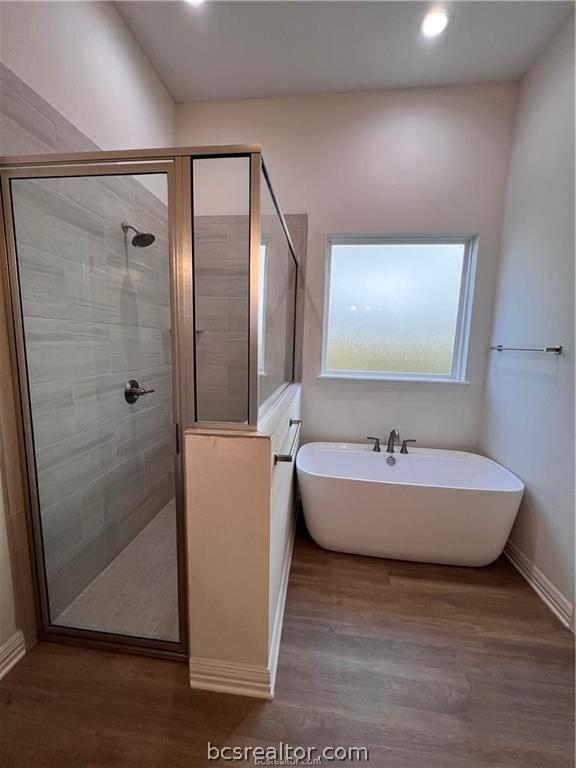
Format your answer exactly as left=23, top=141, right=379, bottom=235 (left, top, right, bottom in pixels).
left=54, top=500, right=179, bottom=642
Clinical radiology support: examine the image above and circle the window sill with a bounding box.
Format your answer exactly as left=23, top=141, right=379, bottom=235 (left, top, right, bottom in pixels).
left=317, top=373, right=470, bottom=385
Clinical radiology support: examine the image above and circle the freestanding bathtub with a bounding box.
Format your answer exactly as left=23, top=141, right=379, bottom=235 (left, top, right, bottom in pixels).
left=296, top=442, right=524, bottom=567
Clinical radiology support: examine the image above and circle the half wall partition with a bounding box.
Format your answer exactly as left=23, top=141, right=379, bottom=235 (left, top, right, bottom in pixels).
left=0, top=145, right=298, bottom=658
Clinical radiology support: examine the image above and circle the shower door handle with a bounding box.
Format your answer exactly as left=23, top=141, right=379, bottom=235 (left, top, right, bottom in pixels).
left=124, top=379, right=155, bottom=404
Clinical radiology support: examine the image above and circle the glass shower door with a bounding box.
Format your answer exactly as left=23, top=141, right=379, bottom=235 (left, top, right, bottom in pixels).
left=258, top=167, right=297, bottom=412
left=6, top=166, right=184, bottom=648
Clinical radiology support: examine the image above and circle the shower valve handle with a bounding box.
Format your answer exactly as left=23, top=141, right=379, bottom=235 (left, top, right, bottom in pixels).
left=124, top=379, right=155, bottom=404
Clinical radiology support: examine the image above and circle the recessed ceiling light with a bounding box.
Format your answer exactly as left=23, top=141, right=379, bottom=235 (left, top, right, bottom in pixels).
left=421, top=9, right=449, bottom=38
left=185, top=0, right=205, bottom=5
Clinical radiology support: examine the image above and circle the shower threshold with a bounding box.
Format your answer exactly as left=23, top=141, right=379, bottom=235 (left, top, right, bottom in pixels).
left=53, top=500, right=179, bottom=643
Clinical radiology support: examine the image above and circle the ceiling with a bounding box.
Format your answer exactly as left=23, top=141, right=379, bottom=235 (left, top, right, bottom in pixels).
left=116, top=1, right=573, bottom=103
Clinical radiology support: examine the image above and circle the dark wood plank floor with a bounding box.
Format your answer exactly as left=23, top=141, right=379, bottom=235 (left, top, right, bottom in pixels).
left=1, top=530, right=574, bottom=768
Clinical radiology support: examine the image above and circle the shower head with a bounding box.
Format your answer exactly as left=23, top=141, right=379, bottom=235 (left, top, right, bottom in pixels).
left=131, top=231, right=155, bottom=248
left=121, top=222, right=155, bottom=248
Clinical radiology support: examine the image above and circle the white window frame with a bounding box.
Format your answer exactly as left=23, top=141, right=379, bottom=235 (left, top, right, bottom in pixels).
left=320, top=235, right=477, bottom=384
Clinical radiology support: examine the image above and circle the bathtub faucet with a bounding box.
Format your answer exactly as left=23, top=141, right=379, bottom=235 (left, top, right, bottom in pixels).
left=386, top=429, right=400, bottom=453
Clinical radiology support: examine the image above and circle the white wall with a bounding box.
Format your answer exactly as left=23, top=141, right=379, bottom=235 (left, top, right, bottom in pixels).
left=177, top=83, right=518, bottom=447
left=479, top=20, right=575, bottom=610
left=0, top=1, right=175, bottom=150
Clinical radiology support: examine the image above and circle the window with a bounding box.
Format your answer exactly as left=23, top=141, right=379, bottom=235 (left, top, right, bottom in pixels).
left=321, top=236, right=476, bottom=382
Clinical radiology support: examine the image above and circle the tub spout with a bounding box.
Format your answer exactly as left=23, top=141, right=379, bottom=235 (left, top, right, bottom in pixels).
left=387, top=429, right=400, bottom=453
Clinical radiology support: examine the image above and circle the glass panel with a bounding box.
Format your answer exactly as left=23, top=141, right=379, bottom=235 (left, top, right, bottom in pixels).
left=10, top=172, right=179, bottom=642
left=192, top=157, right=250, bottom=423
left=325, top=242, right=466, bottom=376
left=258, top=173, right=297, bottom=409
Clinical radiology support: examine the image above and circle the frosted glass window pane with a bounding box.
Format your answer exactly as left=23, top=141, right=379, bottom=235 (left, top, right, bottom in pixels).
left=325, top=243, right=466, bottom=376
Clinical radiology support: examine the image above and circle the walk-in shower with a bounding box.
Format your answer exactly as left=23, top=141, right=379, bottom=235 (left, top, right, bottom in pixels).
left=0, top=146, right=298, bottom=658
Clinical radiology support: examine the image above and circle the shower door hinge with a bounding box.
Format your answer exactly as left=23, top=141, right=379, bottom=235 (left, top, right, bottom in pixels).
left=174, top=424, right=180, bottom=455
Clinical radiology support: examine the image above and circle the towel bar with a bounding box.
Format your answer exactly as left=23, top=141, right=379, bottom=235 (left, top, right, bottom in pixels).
left=274, top=419, right=302, bottom=465
left=489, top=345, right=562, bottom=355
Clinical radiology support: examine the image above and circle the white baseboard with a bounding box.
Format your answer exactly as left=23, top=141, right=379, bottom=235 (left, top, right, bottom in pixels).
left=268, top=516, right=296, bottom=698
left=189, top=519, right=296, bottom=700
left=0, top=630, right=25, bottom=680
left=189, top=657, right=273, bottom=699
left=504, top=541, right=574, bottom=630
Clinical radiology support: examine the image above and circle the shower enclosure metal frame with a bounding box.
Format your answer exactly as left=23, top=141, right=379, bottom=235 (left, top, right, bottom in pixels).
left=0, top=144, right=297, bottom=660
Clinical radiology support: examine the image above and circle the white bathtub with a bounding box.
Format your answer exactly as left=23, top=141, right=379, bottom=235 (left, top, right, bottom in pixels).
left=296, top=442, right=524, bottom=567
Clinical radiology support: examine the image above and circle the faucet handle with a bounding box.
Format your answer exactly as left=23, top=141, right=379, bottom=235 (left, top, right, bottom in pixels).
left=400, top=439, right=416, bottom=454
left=366, top=436, right=381, bottom=453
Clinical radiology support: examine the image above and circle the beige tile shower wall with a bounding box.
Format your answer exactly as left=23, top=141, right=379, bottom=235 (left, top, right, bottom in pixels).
left=11, top=174, right=174, bottom=617
left=1, top=43, right=175, bottom=644
left=0, top=62, right=107, bottom=644
left=193, top=214, right=307, bottom=423
left=194, top=215, right=250, bottom=423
